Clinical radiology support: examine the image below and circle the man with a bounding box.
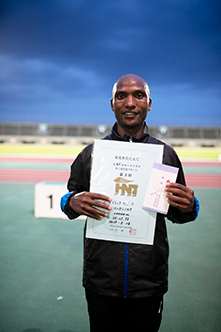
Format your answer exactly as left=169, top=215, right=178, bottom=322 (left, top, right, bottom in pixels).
left=61, top=74, right=199, bottom=332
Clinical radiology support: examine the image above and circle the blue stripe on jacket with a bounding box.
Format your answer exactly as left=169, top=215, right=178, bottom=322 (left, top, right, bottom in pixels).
left=194, top=195, right=200, bottom=218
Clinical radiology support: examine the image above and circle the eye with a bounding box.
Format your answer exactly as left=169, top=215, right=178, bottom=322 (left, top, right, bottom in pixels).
left=116, top=92, right=126, bottom=100
left=135, top=92, right=145, bottom=99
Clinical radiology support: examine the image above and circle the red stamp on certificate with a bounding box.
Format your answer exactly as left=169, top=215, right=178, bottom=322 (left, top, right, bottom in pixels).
left=129, top=228, right=137, bottom=235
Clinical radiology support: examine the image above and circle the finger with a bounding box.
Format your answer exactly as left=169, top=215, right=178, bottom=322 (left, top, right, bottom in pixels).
left=166, top=197, right=190, bottom=211
left=86, top=193, right=112, bottom=214
left=166, top=182, right=193, bottom=192
left=166, top=194, right=190, bottom=207
left=82, top=206, right=110, bottom=220
left=166, top=187, right=193, bottom=203
left=165, top=184, right=194, bottom=199
left=70, top=192, right=112, bottom=218
left=80, top=199, right=111, bottom=219
left=166, top=192, right=194, bottom=212
left=91, top=199, right=112, bottom=211
left=81, top=195, right=112, bottom=212
left=74, top=192, right=112, bottom=206
left=88, top=192, right=112, bottom=203
left=85, top=203, right=111, bottom=216
left=73, top=192, right=111, bottom=208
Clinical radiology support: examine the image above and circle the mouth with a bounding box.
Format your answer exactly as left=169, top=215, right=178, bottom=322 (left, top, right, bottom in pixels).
left=123, top=111, right=138, bottom=116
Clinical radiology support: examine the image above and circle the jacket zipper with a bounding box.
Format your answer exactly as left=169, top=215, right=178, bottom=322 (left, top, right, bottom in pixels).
left=123, top=136, right=133, bottom=297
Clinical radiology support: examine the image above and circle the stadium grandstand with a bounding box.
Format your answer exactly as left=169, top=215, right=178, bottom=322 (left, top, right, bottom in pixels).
left=0, top=123, right=220, bottom=147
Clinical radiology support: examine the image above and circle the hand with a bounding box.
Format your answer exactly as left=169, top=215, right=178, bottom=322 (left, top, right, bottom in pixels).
left=69, top=191, right=112, bottom=220
left=165, top=183, right=195, bottom=213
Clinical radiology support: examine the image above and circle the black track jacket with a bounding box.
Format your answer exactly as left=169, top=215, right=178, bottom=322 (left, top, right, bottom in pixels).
left=63, top=122, right=198, bottom=299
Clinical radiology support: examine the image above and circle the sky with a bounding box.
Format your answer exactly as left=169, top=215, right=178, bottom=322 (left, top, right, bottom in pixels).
left=0, top=0, right=220, bottom=127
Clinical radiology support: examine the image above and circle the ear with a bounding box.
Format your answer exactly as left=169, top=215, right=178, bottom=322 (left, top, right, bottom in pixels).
left=148, top=98, right=152, bottom=111
left=110, top=98, right=114, bottom=112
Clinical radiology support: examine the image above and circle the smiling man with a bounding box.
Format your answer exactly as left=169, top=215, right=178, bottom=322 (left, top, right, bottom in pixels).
left=61, top=74, right=199, bottom=332
left=111, top=74, right=152, bottom=138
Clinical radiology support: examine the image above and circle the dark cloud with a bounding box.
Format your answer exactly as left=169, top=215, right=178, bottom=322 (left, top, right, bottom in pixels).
left=0, top=0, right=220, bottom=125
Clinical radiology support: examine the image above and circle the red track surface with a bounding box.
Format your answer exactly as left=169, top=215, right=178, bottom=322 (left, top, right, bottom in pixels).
left=0, top=169, right=70, bottom=183
left=185, top=174, right=221, bottom=188
left=0, top=168, right=220, bottom=187
left=0, top=156, right=74, bottom=163
left=0, top=156, right=220, bottom=187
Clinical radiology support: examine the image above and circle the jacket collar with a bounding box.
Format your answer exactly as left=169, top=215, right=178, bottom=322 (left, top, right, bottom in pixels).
left=110, top=122, right=150, bottom=143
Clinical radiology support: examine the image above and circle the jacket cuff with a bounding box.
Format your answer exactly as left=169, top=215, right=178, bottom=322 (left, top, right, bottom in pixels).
left=60, top=191, right=81, bottom=219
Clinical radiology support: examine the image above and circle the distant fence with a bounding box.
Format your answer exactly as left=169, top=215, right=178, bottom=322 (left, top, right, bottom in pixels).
left=0, top=123, right=220, bottom=147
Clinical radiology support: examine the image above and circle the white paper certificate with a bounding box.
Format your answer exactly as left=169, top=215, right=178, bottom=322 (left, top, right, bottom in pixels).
left=86, top=140, right=164, bottom=245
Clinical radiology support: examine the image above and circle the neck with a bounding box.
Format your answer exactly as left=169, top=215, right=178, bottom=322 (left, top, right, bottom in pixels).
left=116, top=123, right=144, bottom=139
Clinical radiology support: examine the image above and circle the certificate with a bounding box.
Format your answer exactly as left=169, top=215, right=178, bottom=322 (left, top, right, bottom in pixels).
left=86, top=139, right=164, bottom=245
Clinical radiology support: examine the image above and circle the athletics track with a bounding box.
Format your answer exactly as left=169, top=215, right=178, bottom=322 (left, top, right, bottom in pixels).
left=0, top=154, right=221, bottom=332
left=0, top=156, right=220, bottom=188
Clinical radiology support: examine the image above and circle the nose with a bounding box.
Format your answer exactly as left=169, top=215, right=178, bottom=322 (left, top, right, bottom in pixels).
left=125, top=95, right=136, bottom=109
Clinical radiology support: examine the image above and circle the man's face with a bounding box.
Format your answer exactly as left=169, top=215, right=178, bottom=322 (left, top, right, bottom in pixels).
left=111, top=76, right=152, bottom=133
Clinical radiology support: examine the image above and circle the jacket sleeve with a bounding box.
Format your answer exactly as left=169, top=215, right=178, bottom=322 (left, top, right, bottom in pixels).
left=60, top=144, right=92, bottom=219
left=163, top=144, right=200, bottom=224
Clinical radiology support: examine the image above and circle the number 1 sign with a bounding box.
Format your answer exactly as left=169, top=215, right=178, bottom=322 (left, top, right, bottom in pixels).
left=34, top=182, right=68, bottom=219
